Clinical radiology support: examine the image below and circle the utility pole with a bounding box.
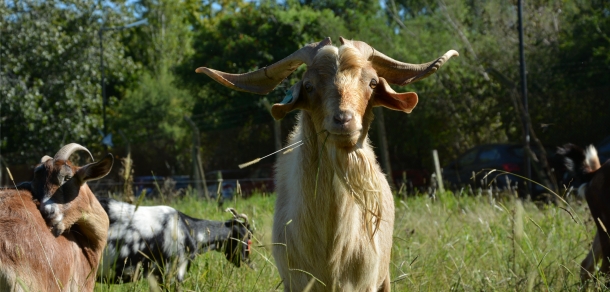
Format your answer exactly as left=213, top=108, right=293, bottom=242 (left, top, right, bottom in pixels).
left=518, top=0, right=531, bottom=194
left=99, top=29, right=106, bottom=150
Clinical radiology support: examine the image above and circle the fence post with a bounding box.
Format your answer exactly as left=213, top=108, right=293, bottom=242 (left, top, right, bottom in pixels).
left=432, top=150, right=445, bottom=194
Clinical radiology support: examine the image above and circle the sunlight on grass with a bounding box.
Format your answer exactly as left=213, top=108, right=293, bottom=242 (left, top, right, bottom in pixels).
left=94, top=189, right=603, bottom=291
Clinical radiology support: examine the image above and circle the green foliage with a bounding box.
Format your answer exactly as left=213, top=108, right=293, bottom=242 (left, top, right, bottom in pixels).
left=112, top=68, right=194, bottom=173
left=122, top=0, right=196, bottom=72
left=108, top=0, right=199, bottom=175
left=0, top=0, right=137, bottom=164
left=176, top=1, right=344, bottom=169
left=2, top=0, right=609, bottom=177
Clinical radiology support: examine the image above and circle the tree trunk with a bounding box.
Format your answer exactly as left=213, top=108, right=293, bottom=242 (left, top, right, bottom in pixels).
left=184, top=116, right=210, bottom=199
left=374, top=107, right=395, bottom=188
left=262, top=98, right=282, bottom=151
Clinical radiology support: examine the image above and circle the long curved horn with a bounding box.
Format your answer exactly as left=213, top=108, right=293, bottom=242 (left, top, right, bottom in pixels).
left=195, top=37, right=332, bottom=95
left=225, top=207, right=249, bottom=224
left=53, top=143, right=94, bottom=162
left=340, top=37, right=458, bottom=86
left=40, top=155, right=53, bottom=163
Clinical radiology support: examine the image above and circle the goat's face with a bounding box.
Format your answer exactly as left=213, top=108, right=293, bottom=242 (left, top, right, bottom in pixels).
left=196, top=37, right=458, bottom=150
left=223, top=210, right=253, bottom=267
left=32, top=159, right=78, bottom=204
left=27, top=144, right=113, bottom=236
left=297, top=46, right=377, bottom=149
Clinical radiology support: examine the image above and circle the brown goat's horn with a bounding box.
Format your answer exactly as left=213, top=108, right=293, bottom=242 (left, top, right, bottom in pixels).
left=340, top=37, right=458, bottom=86
left=53, top=143, right=94, bottom=162
left=196, top=37, right=332, bottom=95
left=225, top=208, right=249, bottom=224
left=225, top=208, right=238, bottom=217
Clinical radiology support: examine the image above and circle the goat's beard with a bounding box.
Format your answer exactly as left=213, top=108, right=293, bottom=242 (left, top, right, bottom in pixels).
left=326, top=140, right=383, bottom=239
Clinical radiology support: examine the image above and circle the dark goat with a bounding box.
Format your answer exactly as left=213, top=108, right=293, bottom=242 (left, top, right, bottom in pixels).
left=0, top=144, right=113, bottom=291
left=557, top=143, right=609, bottom=281
left=96, top=197, right=252, bottom=283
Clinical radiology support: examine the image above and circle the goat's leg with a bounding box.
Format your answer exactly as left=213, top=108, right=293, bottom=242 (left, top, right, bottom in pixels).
left=581, top=231, right=602, bottom=282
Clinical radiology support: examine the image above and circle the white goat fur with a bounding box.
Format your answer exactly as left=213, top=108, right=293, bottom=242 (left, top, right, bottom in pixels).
left=272, top=45, right=393, bottom=291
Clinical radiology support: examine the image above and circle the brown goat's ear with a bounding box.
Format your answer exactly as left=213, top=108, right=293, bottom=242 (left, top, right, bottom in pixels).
left=76, top=154, right=114, bottom=183
left=271, top=80, right=304, bottom=120
left=372, top=77, right=418, bottom=113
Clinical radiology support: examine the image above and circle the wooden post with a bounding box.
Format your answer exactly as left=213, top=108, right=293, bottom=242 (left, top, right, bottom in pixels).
left=432, top=150, right=445, bottom=194
left=374, top=107, right=395, bottom=188
left=184, top=116, right=209, bottom=199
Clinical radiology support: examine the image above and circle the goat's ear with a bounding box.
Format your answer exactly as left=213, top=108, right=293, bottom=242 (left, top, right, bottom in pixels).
left=271, top=80, right=304, bottom=120
left=76, top=154, right=114, bottom=183
left=372, top=77, right=418, bottom=113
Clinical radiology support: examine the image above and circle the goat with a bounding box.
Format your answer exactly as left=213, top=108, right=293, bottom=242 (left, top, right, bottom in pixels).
left=0, top=143, right=113, bottom=291
left=196, top=37, right=457, bottom=291
left=96, top=197, right=252, bottom=283
left=557, top=143, right=608, bottom=281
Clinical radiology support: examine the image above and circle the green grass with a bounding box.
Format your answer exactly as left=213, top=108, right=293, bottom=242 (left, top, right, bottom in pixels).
left=94, top=189, right=603, bottom=291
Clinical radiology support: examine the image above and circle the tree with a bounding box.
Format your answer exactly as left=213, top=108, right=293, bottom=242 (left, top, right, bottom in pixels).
left=109, top=0, right=200, bottom=176
left=176, top=1, right=344, bottom=170
left=1, top=0, right=137, bottom=165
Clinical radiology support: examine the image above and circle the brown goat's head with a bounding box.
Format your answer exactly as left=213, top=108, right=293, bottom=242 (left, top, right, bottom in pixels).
left=196, top=37, right=458, bottom=150
left=28, top=143, right=113, bottom=236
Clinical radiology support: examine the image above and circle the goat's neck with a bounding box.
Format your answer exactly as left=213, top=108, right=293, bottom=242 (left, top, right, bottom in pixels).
left=74, top=190, right=109, bottom=251
left=186, top=218, right=234, bottom=252
left=287, top=111, right=383, bottom=236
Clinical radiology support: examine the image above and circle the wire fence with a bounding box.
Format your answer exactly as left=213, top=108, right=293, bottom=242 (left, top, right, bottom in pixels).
left=86, top=176, right=275, bottom=199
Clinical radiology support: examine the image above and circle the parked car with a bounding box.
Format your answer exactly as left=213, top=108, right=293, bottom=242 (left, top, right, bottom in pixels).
left=442, top=143, right=563, bottom=194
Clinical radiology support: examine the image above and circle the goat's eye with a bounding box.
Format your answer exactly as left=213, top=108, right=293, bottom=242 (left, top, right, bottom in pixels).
left=369, top=79, right=378, bottom=89
left=304, top=82, right=313, bottom=92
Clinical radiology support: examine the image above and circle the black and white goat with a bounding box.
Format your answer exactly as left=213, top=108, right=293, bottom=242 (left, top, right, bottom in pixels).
left=96, top=197, right=252, bottom=283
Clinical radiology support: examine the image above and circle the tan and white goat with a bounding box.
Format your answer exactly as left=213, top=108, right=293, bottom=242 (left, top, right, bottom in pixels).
left=0, top=143, right=113, bottom=291
left=196, top=37, right=457, bottom=291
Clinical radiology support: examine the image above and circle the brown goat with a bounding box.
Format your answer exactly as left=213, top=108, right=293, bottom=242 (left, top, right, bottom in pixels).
left=196, top=37, right=457, bottom=291
left=557, top=144, right=609, bottom=281
left=0, top=144, right=113, bottom=291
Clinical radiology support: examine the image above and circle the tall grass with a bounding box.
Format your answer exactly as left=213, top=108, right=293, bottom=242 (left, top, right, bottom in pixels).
left=94, top=189, right=601, bottom=291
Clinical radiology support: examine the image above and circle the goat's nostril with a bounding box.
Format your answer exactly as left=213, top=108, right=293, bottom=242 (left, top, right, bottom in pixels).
left=333, top=112, right=353, bottom=125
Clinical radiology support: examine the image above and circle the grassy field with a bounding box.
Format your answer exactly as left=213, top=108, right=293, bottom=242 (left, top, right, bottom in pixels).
left=94, top=189, right=603, bottom=291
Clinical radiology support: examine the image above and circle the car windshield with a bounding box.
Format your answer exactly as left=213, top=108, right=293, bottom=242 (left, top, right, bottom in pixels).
left=458, top=149, right=478, bottom=166
left=507, top=145, right=555, bottom=158
left=478, top=147, right=502, bottom=162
